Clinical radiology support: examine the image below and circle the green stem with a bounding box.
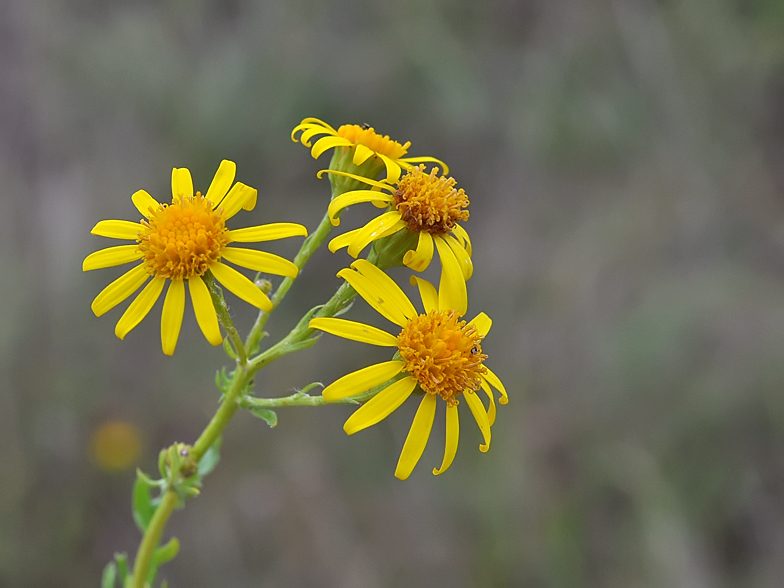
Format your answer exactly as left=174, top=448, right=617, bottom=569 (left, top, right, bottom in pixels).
left=130, top=490, right=178, bottom=588
left=205, top=272, right=248, bottom=365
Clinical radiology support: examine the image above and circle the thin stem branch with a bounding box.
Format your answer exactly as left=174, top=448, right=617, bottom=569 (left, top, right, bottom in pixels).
left=205, top=272, right=248, bottom=365
left=130, top=490, right=179, bottom=588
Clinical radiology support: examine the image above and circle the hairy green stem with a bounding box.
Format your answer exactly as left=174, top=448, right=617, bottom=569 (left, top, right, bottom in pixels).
left=205, top=272, right=248, bottom=365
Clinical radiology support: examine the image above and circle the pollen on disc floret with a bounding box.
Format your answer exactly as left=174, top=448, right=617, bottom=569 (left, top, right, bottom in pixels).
left=393, top=166, right=470, bottom=235
left=397, top=309, right=487, bottom=405
left=137, top=193, right=231, bottom=281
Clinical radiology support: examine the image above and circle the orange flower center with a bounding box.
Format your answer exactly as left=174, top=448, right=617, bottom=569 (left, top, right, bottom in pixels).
left=393, top=166, right=469, bottom=235
left=397, top=310, right=486, bottom=405
left=336, top=124, right=410, bottom=160
left=137, top=194, right=230, bottom=280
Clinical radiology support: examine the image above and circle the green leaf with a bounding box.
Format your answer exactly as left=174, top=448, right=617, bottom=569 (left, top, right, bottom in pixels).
left=154, top=537, right=180, bottom=565
left=114, top=553, right=129, bottom=581
left=197, top=435, right=222, bottom=477
left=299, top=382, right=324, bottom=395
left=249, top=407, right=278, bottom=428
left=133, top=473, right=157, bottom=533
left=222, top=337, right=238, bottom=360
left=101, top=561, right=117, bottom=588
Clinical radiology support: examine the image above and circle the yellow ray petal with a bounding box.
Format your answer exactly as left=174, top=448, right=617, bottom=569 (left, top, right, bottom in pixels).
left=115, top=276, right=165, bottom=339
left=309, top=317, right=398, bottom=346
left=83, top=245, right=143, bottom=271
left=311, top=135, right=352, bottom=159
left=409, top=276, right=438, bottom=314
left=402, top=231, right=434, bottom=272
left=322, top=360, right=406, bottom=402
left=343, top=376, right=418, bottom=435
left=221, top=247, right=298, bottom=278
left=161, top=280, right=185, bottom=355
left=399, top=156, right=450, bottom=176
left=298, top=125, right=329, bottom=146
left=346, top=212, right=407, bottom=258
left=328, top=227, right=363, bottom=253
left=171, top=168, right=193, bottom=201
left=463, top=390, right=491, bottom=452
left=337, top=268, right=409, bottom=327
left=219, top=183, right=257, bottom=219
left=442, top=233, right=473, bottom=280
left=91, top=220, right=143, bottom=240
left=189, top=277, right=222, bottom=346
left=352, top=143, right=374, bottom=166
left=209, top=262, right=273, bottom=311
left=482, top=367, right=508, bottom=405
left=206, top=160, right=236, bottom=208
left=90, top=265, right=149, bottom=317
left=452, top=224, right=472, bottom=256
left=433, top=403, right=459, bottom=475
left=377, top=153, right=402, bottom=183
left=317, top=169, right=393, bottom=192
left=394, top=393, right=437, bottom=480
left=328, top=190, right=394, bottom=226
left=350, top=259, right=418, bottom=320
left=480, top=378, right=497, bottom=426
left=434, top=237, right=467, bottom=316
left=131, top=190, right=160, bottom=218
left=468, top=312, right=492, bottom=337
left=229, top=223, right=308, bottom=243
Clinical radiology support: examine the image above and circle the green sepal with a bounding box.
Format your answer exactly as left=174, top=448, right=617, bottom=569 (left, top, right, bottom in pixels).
left=197, top=435, right=222, bottom=478
left=249, top=407, right=278, bottom=428
left=101, top=562, right=117, bottom=588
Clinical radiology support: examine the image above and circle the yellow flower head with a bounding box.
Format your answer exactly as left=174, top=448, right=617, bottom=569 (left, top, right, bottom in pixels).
left=90, top=420, right=143, bottom=472
left=309, top=260, right=507, bottom=480
left=84, top=160, right=308, bottom=355
left=324, top=165, right=473, bottom=316
left=291, top=117, right=448, bottom=183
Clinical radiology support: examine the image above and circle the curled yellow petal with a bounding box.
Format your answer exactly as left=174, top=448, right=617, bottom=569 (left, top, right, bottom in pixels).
left=161, top=280, right=185, bottom=355
left=91, top=220, right=142, bottom=240
left=114, top=276, right=165, bottom=340
left=229, top=223, right=307, bottom=242
left=433, top=404, right=459, bottom=475
left=452, top=224, right=472, bottom=257
left=409, top=276, right=438, bottom=314
left=206, top=160, right=236, bottom=208
left=311, top=135, right=352, bottom=159
left=219, top=183, right=257, bottom=219
left=221, top=247, right=298, bottom=278
left=394, top=393, right=437, bottom=480
left=189, top=277, right=222, bottom=346
left=377, top=153, right=402, bottom=183
left=399, top=155, right=450, bottom=176
left=352, top=143, right=374, bottom=166
left=322, top=360, right=406, bottom=402
left=337, top=267, right=409, bottom=327
left=346, top=212, right=406, bottom=258
left=434, top=236, right=467, bottom=316
left=350, top=260, right=418, bottom=320
left=442, top=233, right=473, bottom=280
left=327, top=190, right=394, bottom=226
left=309, top=317, right=398, bottom=346
left=209, top=262, right=272, bottom=311
left=482, top=367, right=508, bottom=405
left=463, top=390, right=491, bottom=452
left=468, top=312, right=492, bottom=337
left=480, top=378, right=497, bottom=427
left=131, top=190, right=160, bottom=218
left=90, top=265, right=149, bottom=317
left=402, top=231, right=434, bottom=272
left=343, top=376, right=417, bottom=435
left=83, top=245, right=143, bottom=271
left=328, top=227, right=363, bottom=253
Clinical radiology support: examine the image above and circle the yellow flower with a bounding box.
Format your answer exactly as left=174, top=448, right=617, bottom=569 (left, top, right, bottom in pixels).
left=291, top=117, right=448, bottom=183
left=83, top=160, right=308, bottom=355
left=309, top=260, right=507, bottom=480
left=325, top=165, right=473, bottom=316
left=90, top=420, right=143, bottom=472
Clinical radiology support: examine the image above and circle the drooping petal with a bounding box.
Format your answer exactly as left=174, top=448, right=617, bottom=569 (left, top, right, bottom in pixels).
left=91, top=264, right=149, bottom=317
left=463, top=390, right=491, bottom=452
left=328, top=227, right=363, bottom=253
left=317, top=169, right=393, bottom=192
left=480, top=378, right=497, bottom=426
left=131, top=190, right=160, bottom=218
left=91, top=220, right=143, bottom=240
left=337, top=268, right=409, bottom=327
left=209, top=262, right=273, bottom=311
left=377, top=153, right=402, bottom=183
left=161, top=280, right=185, bottom=355
left=434, top=236, right=467, bottom=316
left=468, top=312, right=492, bottom=337
left=352, top=143, right=374, bottom=166
left=115, top=276, right=165, bottom=339
left=350, top=260, right=418, bottom=320
left=409, top=276, right=438, bottom=314
left=394, top=393, right=437, bottom=480
left=433, top=403, right=459, bottom=475
left=83, top=245, right=143, bottom=271
left=346, top=212, right=407, bottom=258
left=221, top=247, right=298, bottom=278
left=452, top=224, right=472, bottom=257
left=399, top=155, right=450, bottom=176
left=189, top=277, right=222, bottom=346
left=219, top=183, right=257, bottom=219
left=171, top=168, right=193, bottom=201
left=298, top=125, right=329, bottom=146
left=402, top=231, right=434, bottom=272
left=343, top=376, right=418, bottom=435
left=442, top=233, right=473, bottom=280
left=322, top=360, right=406, bottom=402
left=482, top=367, right=508, bottom=405
left=206, top=160, right=236, bottom=207
left=309, top=317, right=398, bottom=346
left=311, top=135, right=352, bottom=159
left=327, top=190, right=394, bottom=226
left=228, top=223, right=308, bottom=242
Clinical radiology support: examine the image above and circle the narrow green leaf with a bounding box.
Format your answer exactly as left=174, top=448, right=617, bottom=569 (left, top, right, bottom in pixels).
left=197, top=435, right=222, bottom=477
left=249, top=407, right=278, bottom=428
left=102, top=562, right=117, bottom=588
left=154, top=537, right=180, bottom=565
left=114, top=552, right=129, bottom=581
left=132, top=474, right=156, bottom=533
left=222, top=337, right=238, bottom=360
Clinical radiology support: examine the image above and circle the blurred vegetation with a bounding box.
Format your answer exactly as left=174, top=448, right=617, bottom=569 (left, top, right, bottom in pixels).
left=2, top=0, right=784, bottom=586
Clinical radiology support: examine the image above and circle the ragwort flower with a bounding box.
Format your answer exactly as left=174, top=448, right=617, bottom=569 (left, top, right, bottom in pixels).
left=324, top=165, right=473, bottom=316
left=83, top=160, right=307, bottom=355
left=309, top=260, right=507, bottom=480
left=291, top=117, right=447, bottom=183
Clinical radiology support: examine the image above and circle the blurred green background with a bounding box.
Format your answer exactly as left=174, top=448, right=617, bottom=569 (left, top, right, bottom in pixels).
left=3, top=0, right=784, bottom=586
